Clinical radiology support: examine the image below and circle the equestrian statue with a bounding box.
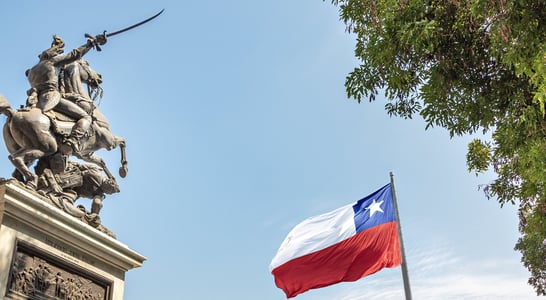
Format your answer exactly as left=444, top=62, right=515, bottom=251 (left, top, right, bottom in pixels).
left=0, top=10, right=163, bottom=237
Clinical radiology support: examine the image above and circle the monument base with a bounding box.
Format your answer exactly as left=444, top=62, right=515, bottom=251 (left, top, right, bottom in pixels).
left=0, top=180, right=145, bottom=300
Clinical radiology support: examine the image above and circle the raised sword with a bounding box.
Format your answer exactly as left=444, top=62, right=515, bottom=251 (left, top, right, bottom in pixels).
left=85, top=9, right=164, bottom=51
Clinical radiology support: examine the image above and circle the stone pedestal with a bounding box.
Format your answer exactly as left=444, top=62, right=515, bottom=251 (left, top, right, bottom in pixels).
left=0, top=180, right=146, bottom=300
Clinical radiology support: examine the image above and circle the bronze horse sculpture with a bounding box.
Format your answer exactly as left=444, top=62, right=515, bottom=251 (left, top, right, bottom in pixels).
left=0, top=59, right=128, bottom=189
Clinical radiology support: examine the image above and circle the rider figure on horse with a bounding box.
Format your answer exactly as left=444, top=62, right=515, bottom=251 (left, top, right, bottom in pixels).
left=25, top=34, right=106, bottom=155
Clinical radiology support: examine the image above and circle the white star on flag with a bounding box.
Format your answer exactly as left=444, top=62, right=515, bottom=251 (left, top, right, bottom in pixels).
left=365, top=199, right=384, bottom=217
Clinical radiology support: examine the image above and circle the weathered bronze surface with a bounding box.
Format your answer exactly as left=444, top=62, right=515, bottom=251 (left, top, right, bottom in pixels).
left=0, top=11, right=161, bottom=237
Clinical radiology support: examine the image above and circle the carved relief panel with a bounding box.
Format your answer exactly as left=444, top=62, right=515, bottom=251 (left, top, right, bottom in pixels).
left=6, top=241, right=111, bottom=300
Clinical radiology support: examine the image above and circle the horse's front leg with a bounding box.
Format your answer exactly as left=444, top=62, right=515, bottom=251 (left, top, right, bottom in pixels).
left=115, top=137, right=128, bottom=178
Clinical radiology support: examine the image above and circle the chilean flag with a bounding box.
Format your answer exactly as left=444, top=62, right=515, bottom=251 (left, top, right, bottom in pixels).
left=270, top=184, right=401, bottom=298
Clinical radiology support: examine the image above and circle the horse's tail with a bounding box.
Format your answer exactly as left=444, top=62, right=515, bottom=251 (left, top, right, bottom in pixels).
left=3, top=119, right=19, bottom=154
left=0, top=94, right=13, bottom=115
left=0, top=95, right=21, bottom=155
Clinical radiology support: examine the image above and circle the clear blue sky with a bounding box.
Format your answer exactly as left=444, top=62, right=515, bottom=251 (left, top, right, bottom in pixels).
left=0, top=1, right=539, bottom=299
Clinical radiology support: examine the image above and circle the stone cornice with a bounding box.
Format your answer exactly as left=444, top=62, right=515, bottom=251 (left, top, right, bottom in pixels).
left=0, top=179, right=146, bottom=273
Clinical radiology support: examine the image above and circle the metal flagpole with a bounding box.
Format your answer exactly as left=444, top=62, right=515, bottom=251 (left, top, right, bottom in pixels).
left=389, top=172, right=412, bottom=300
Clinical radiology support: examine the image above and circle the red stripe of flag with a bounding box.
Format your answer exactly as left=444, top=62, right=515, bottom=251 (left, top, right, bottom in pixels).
left=272, top=221, right=401, bottom=298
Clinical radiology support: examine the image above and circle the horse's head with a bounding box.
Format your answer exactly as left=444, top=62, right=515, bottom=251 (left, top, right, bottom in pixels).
left=77, top=59, right=103, bottom=88
left=63, top=59, right=104, bottom=100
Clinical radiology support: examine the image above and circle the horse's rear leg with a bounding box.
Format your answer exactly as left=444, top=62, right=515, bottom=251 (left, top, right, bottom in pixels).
left=8, top=148, right=49, bottom=189
left=12, top=159, right=33, bottom=182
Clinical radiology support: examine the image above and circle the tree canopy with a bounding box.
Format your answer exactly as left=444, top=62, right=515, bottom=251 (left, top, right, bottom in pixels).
left=327, top=0, right=546, bottom=294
